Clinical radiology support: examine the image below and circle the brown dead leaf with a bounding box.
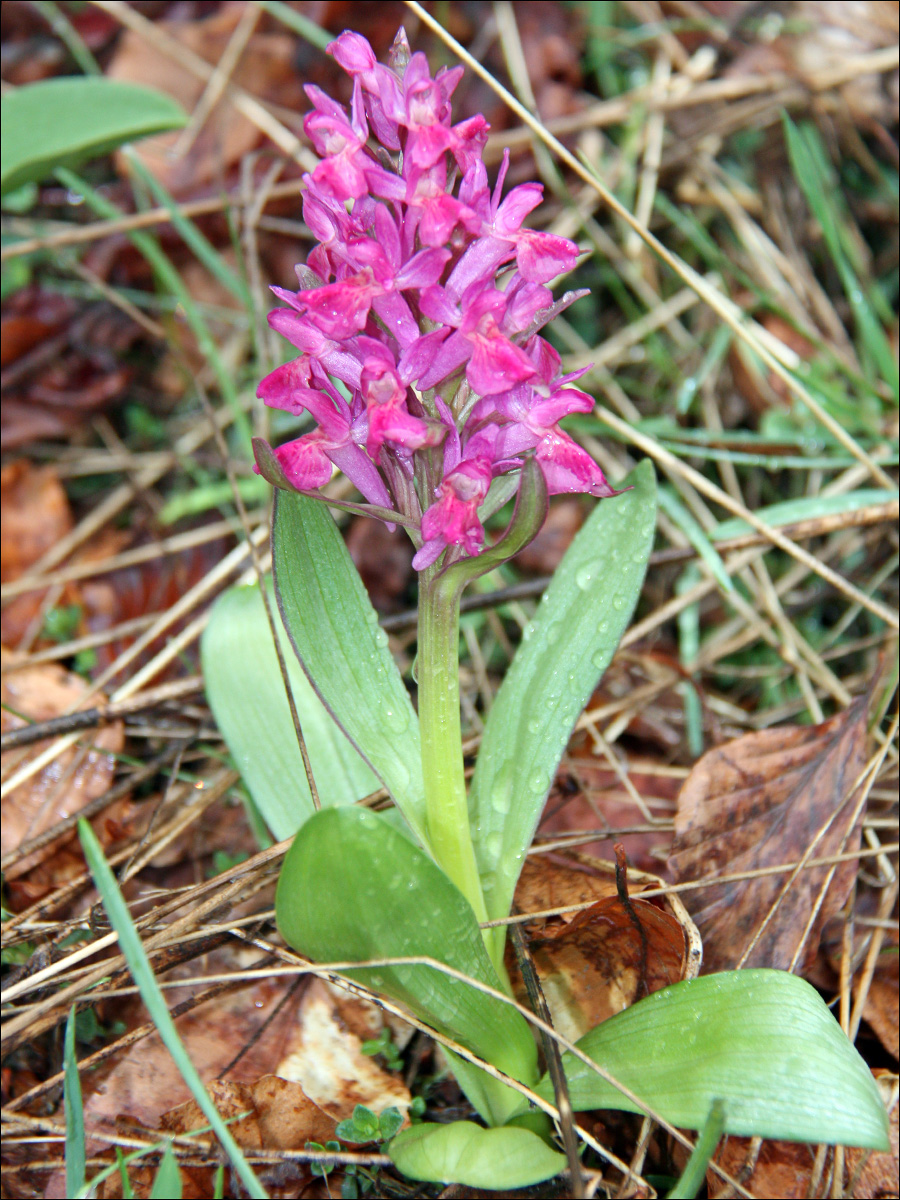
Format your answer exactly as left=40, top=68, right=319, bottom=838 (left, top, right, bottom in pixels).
left=508, top=855, right=698, bottom=1042
left=846, top=1072, right=899, bottom=1199
left=277, top=979, right=412, bottom=1121
left=106, top=6, right=302, bottom=193
left=1, top=651, right=124, bottom=879
left=863, top=944, right=899, bottom=1062
left=0, top=461, right=72, bottom=638
left=161, top=1078, right=262, bottom=1150
left=160, top=1074, right=337, bottom=1149
left=710, top=1136, right=818, bottom=1199
left=668, top=699, right=868, bottom=972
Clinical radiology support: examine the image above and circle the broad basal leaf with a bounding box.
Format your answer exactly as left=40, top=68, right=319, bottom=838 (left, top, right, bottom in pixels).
left=276, top=807, right=538, bottom=1127
left=533, top=969, right=889, bottom=1150
left=202, top=583, right=378, bottom=840
left=273, top=490, right=425, bottom=843
left=469, top=460, right=657, bottom=955
left=389, top=1122, right=565, bottom=1189
left=1, top=78, right=187, bottom=196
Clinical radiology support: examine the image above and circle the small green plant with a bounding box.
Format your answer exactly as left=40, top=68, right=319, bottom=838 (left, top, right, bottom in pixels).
left=360, top=1028, right=404, bottom=1073
left=198, top=27, right=889, bottom=1194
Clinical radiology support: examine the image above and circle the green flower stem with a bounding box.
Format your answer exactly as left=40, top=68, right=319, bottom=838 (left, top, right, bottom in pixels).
left=418, top=567, right=488, bottom=931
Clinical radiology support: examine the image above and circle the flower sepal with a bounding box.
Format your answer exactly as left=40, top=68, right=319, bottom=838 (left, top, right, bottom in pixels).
left=252, top=437, right=418, bottom=530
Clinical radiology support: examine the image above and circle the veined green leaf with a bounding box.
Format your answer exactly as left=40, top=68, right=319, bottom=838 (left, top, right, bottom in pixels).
left=272, top=489, right=425, bottom=843
left=535, top=970, right=889, bottom=1150
left=469, top=460, right=657, bottom=953
left=1, top=78, right=187, bottom=195
left=202, top=583, right=378, bottom=840
left=275, top=807, right=538, bottom=1126
left=389, top=1122, right=565, bottom=1189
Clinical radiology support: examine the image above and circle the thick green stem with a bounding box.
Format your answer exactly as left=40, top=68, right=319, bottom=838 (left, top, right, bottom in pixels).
left=418, top=569, right=487, bottom=928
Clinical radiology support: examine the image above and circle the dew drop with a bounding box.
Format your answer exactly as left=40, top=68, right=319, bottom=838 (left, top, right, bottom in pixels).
left=575, top=561, right=601, bottom=591
left=485, top=831, right=503, bottom=859
left=373, top=628, right=389, bottom=648
left=490, top=761, right=514, bottom=814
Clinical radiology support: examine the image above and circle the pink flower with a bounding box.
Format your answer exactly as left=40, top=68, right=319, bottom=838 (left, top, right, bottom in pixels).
left=259, top=27, right=617, bottom=571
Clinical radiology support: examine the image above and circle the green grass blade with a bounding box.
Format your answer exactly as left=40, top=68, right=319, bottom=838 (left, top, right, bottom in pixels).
left=275, top=806, right=538, bottom=1126
left=469, top=460, right=656, bottom=952
left=127, top=152, right=250, bottom=309
left=77, top=820, right=267, bottom=1199
left=1, top=78, right=186, bottom=195
left=272, top=489, right=425, bottom=843
left=255, top=0, right=332, bottom=50
left=64, top=1006, right=86, bottom=1198
left=659, top=486, right=733, bottom=592
left=783, top=115, right=898, bottom=400
left=149, top=1145, right=182, bottom=1199
left=536, top=970, right=889, bottom=1150
left=203, top=582, right=378, bottom=839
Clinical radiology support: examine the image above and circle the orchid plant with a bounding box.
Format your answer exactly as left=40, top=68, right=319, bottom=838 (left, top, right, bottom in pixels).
left=203, top=29, right=888, bottom=1192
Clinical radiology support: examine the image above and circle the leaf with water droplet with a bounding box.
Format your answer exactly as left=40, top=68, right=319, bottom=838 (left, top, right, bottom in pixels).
left=532, top=969, right=889, bottom=1150
left=469, top=461, right=657, bottom=962
left=272, top=490, right=425, bottom=843
left=276, top=806, right=538, bottom=1127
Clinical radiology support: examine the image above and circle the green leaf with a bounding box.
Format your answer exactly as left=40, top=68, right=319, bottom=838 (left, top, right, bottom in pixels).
left=64, top=1007, right=85, bottom=1198
left=469, top=460, right=657, bottom=951
left=272, top=490, right=425, bottom=843
left=149, top=1145, right=182, bottom=1200
left=388, top=1122, right=566, bottom=1189
left=275, top=806, right=538, bottom=1126
left=77, top=821, right=267, bottom=1199
left=202, top=582, right=378, bottom=840
left=1, top=78, right=187, bottom=196
left=535, top=970, right=889, bottom=1150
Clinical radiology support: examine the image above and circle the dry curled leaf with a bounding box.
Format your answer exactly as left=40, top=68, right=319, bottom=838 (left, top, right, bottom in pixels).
left=507, top=854, right=699, bottom=1042
left=160, top=1074, right=337, bottom=1150
left=668, top=698, right=868, bottom=972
